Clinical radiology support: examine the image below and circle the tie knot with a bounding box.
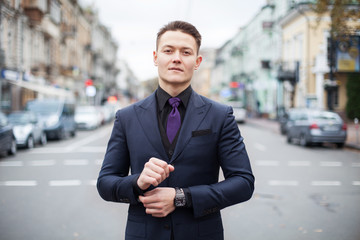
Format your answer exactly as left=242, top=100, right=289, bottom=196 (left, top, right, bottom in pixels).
left=168, top=97, right=181, bottom=108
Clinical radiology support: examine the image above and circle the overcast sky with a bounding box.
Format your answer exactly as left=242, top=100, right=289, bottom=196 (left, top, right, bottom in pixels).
left=79, top=0, right=266, bottom=81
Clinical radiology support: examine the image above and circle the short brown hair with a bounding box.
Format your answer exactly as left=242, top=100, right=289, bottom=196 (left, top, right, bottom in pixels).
left=156, top=21, right=202, bottom=54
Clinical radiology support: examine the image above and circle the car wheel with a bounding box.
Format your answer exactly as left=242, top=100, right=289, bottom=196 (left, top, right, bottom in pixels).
left=8, top=138, right=17, bottom=155
left=70, top=130, right=76, bottom=137
left=287, top=134, right=292, bottom=144
left=336, top=142, right=344, bottom=148
left=299, top=134, right=309, bottom=147
left=40, top=132, right=47, bottom=145
left=27, top=136, right=35, bottom=149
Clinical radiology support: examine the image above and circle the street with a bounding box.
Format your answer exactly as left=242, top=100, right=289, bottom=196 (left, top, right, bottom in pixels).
left=0, top=121, right=360, bottom=240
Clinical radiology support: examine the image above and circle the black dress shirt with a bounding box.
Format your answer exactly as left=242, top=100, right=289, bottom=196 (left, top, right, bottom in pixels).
left=156, top=86, right=192, bottom=158
left=133, top=86, right=193, bottom=208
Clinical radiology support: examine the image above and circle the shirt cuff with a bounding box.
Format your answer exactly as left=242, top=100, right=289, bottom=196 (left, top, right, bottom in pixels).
left=132, top=175, right=145, bottom=202
left=183, top=188, right=193, bottom=208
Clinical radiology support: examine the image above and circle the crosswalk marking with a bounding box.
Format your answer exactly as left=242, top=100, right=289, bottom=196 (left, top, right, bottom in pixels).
left=29, top=160, right=56, bottom=166
left=352, top=181, right=360, bottom=186
left=49, top=180, right=82, bottom=186
left=0, top=180, right=37, bottom=186
left=0, top=161, right=23, bottom=167
left=320, top=161, right=342, bottom=167
left=311, top=181, right=341, bottom=186
left=268, top=180, right=299, bottom=186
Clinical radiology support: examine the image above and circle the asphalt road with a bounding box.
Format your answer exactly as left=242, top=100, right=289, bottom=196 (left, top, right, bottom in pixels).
left=0, top=122, right=359, bottom=240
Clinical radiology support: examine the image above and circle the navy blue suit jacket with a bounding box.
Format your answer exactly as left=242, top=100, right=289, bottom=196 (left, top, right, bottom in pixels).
left=97, top=90, right=254, bottom=240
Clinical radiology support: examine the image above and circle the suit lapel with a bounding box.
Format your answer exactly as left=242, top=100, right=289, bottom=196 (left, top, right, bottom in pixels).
left=134, top=93, right=168, bottom=160
left=170, top=91, right=211, bottom=163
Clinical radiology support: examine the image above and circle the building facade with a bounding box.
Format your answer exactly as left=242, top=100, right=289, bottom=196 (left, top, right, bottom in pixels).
left=0, top=0, right=119, bottom=113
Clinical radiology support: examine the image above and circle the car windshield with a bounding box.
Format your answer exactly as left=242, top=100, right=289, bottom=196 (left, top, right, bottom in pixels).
left=76, top=107, right=96, bottom=114
left=312, top=112, right=340, bottom=121
left=26, top=101, right=61, bottom=116
left=8, top=113, right=30, bottom=125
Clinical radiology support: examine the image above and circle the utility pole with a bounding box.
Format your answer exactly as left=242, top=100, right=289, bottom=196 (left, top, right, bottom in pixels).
left=326, top=36, right=336, bottom=111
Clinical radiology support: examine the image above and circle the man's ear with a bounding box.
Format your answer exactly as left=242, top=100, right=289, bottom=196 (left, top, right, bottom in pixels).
left=153, top=51, right=158, bottom=66
left=194, top=55, right=203, bottom=70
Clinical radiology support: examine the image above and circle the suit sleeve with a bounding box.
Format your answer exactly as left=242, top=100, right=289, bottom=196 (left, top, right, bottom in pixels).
left=188, top=106, right=255, bottom=218
left=97, top=110, right=140, bottom=205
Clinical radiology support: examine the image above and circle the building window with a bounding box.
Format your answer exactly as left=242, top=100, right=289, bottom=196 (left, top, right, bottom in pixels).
left=49, top=0, right=61, bottom=24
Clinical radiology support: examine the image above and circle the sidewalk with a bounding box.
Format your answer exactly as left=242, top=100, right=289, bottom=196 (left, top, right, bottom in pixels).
left=246, top=117, right=360, bottom=150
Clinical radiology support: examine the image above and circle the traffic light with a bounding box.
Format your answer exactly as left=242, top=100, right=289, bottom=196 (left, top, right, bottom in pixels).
left=85, top=79, right=93, bottom=86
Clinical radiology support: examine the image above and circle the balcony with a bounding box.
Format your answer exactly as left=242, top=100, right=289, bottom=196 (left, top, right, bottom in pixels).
left=42, top=15, right=60, bottom=39
left=22, top=0, right=47, bottom=24
left=277, top=61, right=299, bottom=83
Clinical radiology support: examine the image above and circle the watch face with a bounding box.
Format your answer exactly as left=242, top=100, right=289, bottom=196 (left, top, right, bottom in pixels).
left=175, top=188, right=186, bottom=207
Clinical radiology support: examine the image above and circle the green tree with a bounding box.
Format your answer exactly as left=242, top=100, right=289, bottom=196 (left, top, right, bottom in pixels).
left=345, top=73, right=360, bottom=119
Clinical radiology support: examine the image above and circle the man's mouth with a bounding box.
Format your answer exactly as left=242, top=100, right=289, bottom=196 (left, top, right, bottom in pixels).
left=169, top=67, right=183, bottom=72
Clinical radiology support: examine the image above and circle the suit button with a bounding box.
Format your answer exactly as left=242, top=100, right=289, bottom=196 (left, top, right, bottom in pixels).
left=164, top=224, right=170, bottom=230
left=168, top=150, right=173, bottom=155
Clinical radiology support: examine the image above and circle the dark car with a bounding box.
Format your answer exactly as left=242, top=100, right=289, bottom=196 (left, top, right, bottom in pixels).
left=25, top=99, right=76, bottom=140
left=8, top=111, right=47, bottom=148
left=286, top=109, right=347, bottom=148
left=0, top=112, right=17, bottom=156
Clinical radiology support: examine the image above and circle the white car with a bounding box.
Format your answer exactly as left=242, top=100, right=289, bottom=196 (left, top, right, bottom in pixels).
left=75, top=106, right=102, bottom=130
left=8, top=111, right=47, bottom=148
left=226, top=101, right=246, bottom=123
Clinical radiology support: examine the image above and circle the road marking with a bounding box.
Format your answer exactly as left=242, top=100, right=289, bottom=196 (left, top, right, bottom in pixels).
left=29, top=160, right=56, bottom=166
left=352, top=163, right=360, bottom=167
left=49, top=180, right=82, bottom=186
left=311, top=181, right=341, bottom=186
left=256, top=160, right=279, bottom=166
left=320, top=161, right=342, bottom=167
left=288, top=161, right=311, bottom=167
left=268, top=180, right=299, bottom=186
left=254, top=143, right=267, bottom=152
left=63, top=159, right=89, bottom=166
left=353, top=181, right=360, bottom=186
left=0, top=180, right=37, bottom=186
left=0, top=161, right=23, bottom=167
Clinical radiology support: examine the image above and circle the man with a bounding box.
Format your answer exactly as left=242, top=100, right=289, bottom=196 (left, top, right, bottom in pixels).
left=97, top=20, right=254, bottom=240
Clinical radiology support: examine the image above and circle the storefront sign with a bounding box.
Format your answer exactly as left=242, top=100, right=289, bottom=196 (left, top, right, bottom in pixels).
left=336, top=36, right=360, bottom=72
left=1, top=69, right=20, bottom=81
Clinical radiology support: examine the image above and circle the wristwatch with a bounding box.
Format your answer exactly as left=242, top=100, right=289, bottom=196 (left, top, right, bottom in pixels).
left=174, top=187, right=186, bottom=207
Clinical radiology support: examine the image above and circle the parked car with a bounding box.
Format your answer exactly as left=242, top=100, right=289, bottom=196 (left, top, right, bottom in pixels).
left=7, top=111, right=47, bottom=149
left=75, top=105, right=102, bottom=130
left=25, top=99, right=76, bottom=140
left=0, top=112, right=16, bottom=156
left=286, top=109, right=347, bottom=148
left=226, top=101, right=246, bottom=123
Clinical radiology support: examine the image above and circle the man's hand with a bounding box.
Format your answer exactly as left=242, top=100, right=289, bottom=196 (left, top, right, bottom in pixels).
left=139, top=187, right=176, bottom=218
left=137, top=157, right=175, bottom=190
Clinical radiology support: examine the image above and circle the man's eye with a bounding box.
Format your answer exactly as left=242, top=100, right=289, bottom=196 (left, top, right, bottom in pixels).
left=183, top=51, right=191, bottom=55
left=164, top=49, right=172, bottom=53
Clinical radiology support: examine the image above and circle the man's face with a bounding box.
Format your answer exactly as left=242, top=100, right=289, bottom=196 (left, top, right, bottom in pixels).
left=154, top=30, right=202, bottom=89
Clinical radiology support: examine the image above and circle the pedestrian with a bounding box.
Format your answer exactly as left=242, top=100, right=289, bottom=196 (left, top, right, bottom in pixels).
left=97, top=20, right=255, bottom=240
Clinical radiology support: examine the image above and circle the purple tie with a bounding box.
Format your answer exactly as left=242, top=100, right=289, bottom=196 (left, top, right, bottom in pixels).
left=167, top=97, right=181, bottom=144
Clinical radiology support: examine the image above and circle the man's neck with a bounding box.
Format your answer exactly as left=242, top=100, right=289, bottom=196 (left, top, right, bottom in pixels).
left=159, top=82, right=191, bottom=97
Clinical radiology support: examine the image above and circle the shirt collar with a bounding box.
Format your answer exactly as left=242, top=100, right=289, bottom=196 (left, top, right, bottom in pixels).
left=156, top=85, right=192, bottom=111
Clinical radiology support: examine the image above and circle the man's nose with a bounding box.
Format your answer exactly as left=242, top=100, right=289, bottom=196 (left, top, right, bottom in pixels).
left=172, top=51, right=181, bottom=63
